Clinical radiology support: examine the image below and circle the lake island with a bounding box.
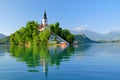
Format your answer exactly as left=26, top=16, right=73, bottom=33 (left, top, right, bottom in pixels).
left=10, top=10, right=74, bottom=48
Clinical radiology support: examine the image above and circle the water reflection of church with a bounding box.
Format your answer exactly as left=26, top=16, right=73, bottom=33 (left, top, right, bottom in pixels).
left=39, top=45, right=68, bottom=79
left=40, top=58, right=48, bottom=78
left=39, top=44, right=90, bottom=79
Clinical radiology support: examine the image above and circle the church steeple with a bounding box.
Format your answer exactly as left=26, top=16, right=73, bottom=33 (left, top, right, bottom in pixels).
left=42, top=10, right=48, bottom=27
left=44, top=10, right=47, bottom=19
left=39, top=10, right=49, bottom=32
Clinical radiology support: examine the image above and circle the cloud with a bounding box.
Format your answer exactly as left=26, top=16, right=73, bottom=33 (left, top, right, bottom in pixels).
left=74, top=24, right=88, bottom=31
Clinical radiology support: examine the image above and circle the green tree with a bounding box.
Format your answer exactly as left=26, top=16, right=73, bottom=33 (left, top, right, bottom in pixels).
left=50, top=22, right=62, bottom=36
left=39, top=28, right=51, bottom=43
left=50, top=22, right=75, bottom=44
left=50, top=24, right=55, bottom=32
left=66, top=34, right=75, bottom=44
left=61, top=29, right=70, bottom=40
left=10, top=34, right=16, bottom=45
left=10, top=21, right=40, bottom=46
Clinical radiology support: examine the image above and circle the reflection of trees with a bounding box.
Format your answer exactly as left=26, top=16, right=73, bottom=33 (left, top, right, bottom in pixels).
left=10, top=45, right=75, bottom=68
left=10, top=43, right=91, bottom=69
left=9, top=44, right=93, bottom=79
left=10, top=46, right=40, bottom=67
left=49, top=46, right=75, bottom=66
left=10, top=45, right=75, bottom=79
left=0, top=45, right=10, bottom=53
left=10, top=44, right=91, bottom=69
left=73, top=43, right=91, bottom=59
left=9, top=43, right=92, bottom=80
left=0, top=46, right=10, bottom=59
left=74, top=43, right=91, bottom=52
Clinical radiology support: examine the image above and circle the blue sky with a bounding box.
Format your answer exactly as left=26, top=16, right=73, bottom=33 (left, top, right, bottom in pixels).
left=0, top=0, right=120, bottom=35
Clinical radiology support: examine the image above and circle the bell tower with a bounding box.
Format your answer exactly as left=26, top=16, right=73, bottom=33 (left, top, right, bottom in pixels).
left=42, top=10, right=47, bottom=26
left=39, top=10, right=48, bottom=32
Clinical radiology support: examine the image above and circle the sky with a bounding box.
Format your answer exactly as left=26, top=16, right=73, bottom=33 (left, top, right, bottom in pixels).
left=1, top=0, right=120, bottom=35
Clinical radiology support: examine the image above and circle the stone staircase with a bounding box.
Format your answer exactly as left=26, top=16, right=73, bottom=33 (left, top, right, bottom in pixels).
left=49, top=32, right=69, bottom=45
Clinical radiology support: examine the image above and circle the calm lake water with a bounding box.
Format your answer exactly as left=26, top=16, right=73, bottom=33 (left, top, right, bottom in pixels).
left=0, top=43, right=120, bottom=80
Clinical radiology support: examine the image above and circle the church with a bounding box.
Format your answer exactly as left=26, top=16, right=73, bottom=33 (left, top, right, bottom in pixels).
left=39, top=10, right=69, bottom=47
left=38, top=10, right=49, bottom=32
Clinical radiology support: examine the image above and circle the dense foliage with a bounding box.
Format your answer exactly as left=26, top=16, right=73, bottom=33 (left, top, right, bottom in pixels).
left=10, top=21, right=50, bottom=46
left=10, top=21, right=74, bottom=46
left=50, top=22, right=74, bottom=43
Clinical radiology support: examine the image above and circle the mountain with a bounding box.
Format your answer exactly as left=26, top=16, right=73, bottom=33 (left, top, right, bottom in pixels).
left=71, top=27, right=120, bottom=41
left=71, top=29, right=104, bottom=40
left=74, top=34, right=95, bottom=43
left=104, top=31, right=120, bottom=40
left=0, top=33, right=6, bottom=39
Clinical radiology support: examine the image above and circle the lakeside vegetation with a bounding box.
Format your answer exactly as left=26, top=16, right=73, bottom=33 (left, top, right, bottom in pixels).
left=10, top=21, right=74, bottom=46
left=50, top=22, right=74, bottom=44
left=10, top=21, right=49, bottom=46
